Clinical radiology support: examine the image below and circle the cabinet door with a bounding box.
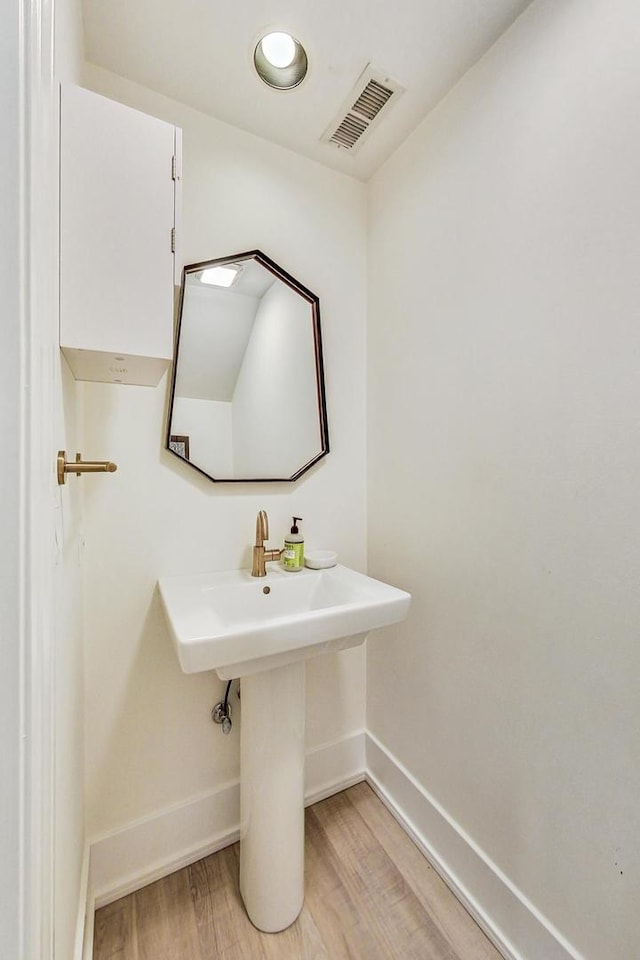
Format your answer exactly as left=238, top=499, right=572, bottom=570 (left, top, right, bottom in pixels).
left=60, top=83, right=178, bottom=385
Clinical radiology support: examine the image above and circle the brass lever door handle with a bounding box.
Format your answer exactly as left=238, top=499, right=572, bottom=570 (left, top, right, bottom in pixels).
left=57, top=450, right=118, bottom=485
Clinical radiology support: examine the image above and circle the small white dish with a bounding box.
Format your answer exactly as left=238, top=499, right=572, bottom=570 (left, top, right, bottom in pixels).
left=304, top=550, right=338, bottom=569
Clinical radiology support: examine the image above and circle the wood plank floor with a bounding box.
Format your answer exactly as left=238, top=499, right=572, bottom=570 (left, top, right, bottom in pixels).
left=93, top=782, right=503, bottom=960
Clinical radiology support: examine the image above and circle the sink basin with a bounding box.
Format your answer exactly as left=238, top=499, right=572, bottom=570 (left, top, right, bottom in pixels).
left=158, top=563, right=411, bottom=679
left=157, top=561, right=411, bottom=934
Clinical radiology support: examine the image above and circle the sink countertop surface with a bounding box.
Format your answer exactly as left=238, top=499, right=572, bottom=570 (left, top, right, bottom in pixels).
left=158, top=563, right=411, bottom=678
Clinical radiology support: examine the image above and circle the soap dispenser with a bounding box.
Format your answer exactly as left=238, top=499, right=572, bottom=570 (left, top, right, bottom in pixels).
left=282, top=517, right=304, bottom=572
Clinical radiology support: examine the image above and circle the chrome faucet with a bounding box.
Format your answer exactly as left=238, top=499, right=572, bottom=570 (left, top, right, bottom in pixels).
left=251, top=510, right=282, bottom=577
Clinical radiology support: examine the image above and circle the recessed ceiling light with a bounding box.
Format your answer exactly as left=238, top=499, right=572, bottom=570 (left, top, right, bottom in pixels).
left=254, top=31, right=308, bottom=90
left=200, top=265, right=242, bottom=287
left=261, top=32, right=296, bottom=69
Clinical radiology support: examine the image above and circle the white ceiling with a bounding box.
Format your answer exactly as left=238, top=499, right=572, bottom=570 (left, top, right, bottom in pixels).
left=81, top=0, right=533, bottom=182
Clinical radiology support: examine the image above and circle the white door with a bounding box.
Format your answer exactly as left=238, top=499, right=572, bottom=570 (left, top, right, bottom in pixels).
left=0, top=2, right=58, bottom=959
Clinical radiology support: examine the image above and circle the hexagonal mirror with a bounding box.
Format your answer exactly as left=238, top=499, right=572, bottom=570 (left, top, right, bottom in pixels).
left=166, top=250, right=329, bottom=482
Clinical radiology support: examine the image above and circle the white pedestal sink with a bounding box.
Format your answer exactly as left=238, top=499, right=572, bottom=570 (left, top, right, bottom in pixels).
left=158, top=563, right=411, bottom=931
left=239, top=661, right=306, bottom=931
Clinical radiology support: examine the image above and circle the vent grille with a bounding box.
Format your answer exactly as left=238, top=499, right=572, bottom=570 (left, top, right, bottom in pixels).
left=322, top=66, right=404, bottom=153
left=330, top=113, right=369, bottom=150
left=351, top=79, right=394, bottom=121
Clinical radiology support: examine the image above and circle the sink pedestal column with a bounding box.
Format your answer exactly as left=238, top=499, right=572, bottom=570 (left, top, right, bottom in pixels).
left=239, top=660, right=305, bottom=932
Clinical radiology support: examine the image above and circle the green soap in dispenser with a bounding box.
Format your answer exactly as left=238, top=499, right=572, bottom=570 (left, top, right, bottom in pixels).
left=282, top=517, right=304, bottom=571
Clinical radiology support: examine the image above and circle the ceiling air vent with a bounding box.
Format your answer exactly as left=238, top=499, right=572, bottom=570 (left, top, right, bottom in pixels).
left=321, top=65, right=404, bottom=153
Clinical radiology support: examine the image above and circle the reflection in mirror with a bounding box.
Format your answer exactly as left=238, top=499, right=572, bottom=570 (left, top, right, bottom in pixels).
left=167, top=251, right=329, bottom=482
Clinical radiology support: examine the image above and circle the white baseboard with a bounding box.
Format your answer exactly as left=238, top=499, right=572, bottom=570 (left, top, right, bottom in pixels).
left=73, top=844, right=91, bottom=960
left=365, top=732, right=586, bottom=960
left=81, top=888, right=95, bottom=960
left=79, top=728, right=584, bottom=960
left=90, top=780, right=240, bottom=909
left=304, top=730, right=367, bottom=804
left=88, top=730, right=366, bottom=910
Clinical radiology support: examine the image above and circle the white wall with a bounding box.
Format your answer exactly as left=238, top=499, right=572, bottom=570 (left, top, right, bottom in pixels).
left=232, top=280, right=321, bottom=477
left=175, top=283, right=257, bottom=401
left=367, top=2, right=640, bottom=958
left=171, top=397, right=234, bottom=478
left=80, top=66, right=367, bottom=840
left=54, top=2, right=88, bottom=959
left=0, top=4, right=23, bottom=955
left=1, top=2, right=85, bottom=957
left=54, top=361, right=85, bottom=960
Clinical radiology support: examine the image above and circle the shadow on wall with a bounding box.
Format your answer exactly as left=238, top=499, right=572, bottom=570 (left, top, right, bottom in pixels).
left=87, top=592, right=239, bottom=837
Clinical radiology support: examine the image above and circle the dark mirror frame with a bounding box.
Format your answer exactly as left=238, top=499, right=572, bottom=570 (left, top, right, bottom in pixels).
left=166, top=250, right=330, bottom=482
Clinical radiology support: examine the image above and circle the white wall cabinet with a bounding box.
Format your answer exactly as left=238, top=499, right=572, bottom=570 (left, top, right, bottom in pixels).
left=60, top=83, right=181, bottom=386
